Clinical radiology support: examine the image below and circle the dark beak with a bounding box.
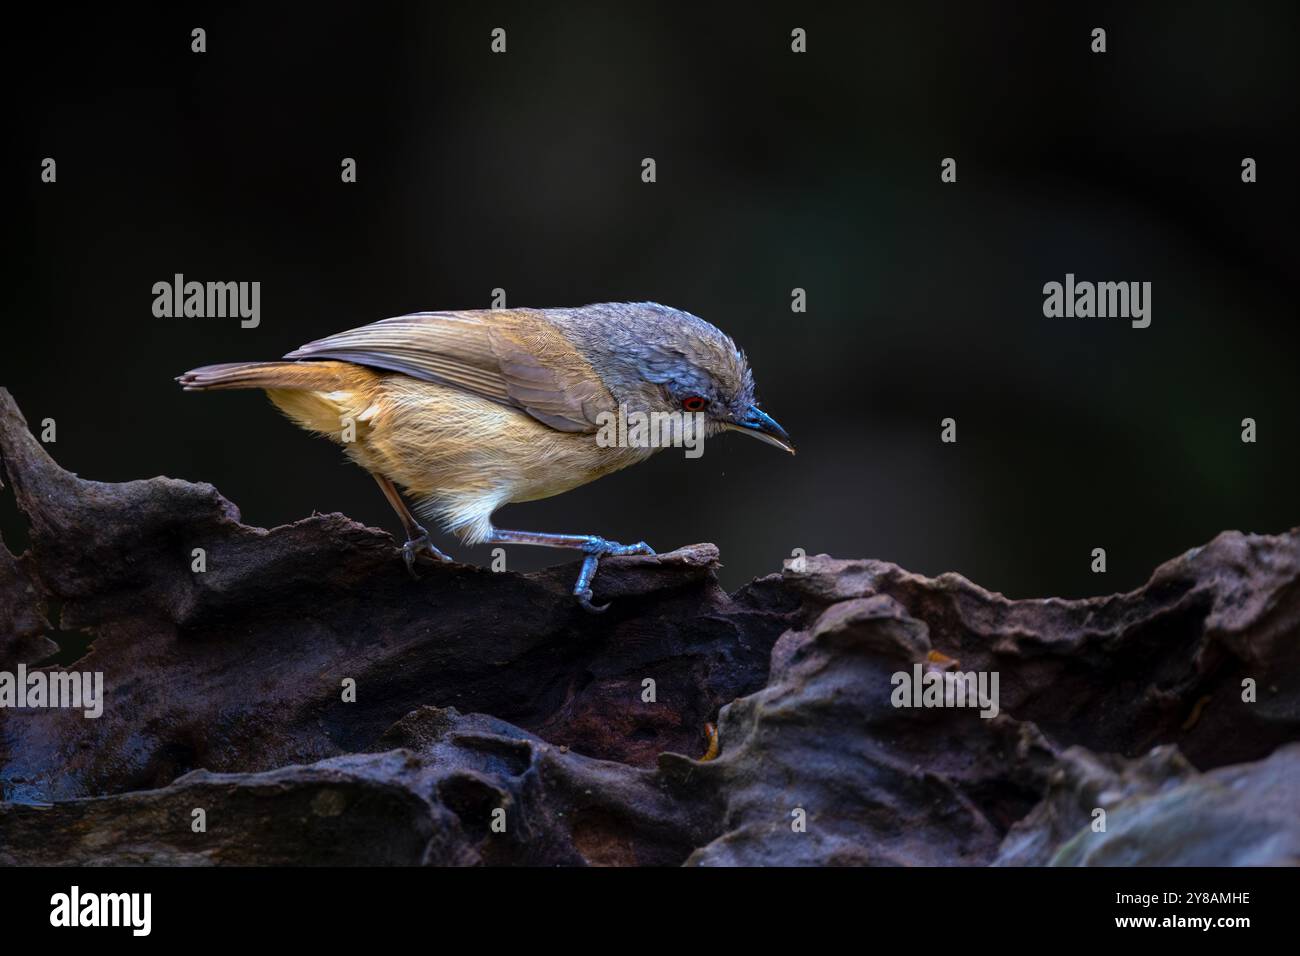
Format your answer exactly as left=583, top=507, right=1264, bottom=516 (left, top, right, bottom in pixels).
left=725, top=405, right=795, bottom=455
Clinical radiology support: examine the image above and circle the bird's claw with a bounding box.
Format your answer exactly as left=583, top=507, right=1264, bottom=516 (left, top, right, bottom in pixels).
left=575, top=588, right=610, bottom=614
left=571, top=538, right=655, bottom=612
left=401, top=530, right=452, bottom=578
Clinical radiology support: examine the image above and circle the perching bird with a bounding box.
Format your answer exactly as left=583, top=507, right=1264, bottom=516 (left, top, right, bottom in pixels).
left=178, top=301, right=793, bottom=611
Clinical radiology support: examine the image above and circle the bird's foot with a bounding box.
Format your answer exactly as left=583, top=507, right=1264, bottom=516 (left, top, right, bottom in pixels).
left=579, top=536, right=656, bottom=558
left=572, top=537, right=655, bottom=613
left=401, top=528, right=453, bottom=578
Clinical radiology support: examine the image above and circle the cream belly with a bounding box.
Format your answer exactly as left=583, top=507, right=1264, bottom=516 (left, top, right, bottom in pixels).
left=266, top=372, right=652, bottom=544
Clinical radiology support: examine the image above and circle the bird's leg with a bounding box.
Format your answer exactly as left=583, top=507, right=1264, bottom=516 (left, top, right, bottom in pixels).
left=483, top=528, right=655, bottom=613
left=371, top=473, right=452, bottom=576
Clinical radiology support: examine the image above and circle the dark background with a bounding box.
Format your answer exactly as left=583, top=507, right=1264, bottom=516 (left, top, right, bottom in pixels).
left=4, top=2, right=1297, bottom=596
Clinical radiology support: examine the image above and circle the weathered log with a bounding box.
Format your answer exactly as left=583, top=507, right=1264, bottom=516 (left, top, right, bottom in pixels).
left=2, top=387, right=1296, bottom=865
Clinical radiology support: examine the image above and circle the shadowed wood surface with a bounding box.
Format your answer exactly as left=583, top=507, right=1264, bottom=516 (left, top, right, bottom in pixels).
left=1, top=387, right=1297, bottom=865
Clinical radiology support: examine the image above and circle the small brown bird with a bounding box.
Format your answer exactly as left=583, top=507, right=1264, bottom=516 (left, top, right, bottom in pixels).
left=178, top=302, right=793, bottom=611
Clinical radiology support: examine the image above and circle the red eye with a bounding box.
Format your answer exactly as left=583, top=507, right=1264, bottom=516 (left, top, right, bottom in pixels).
left=682, top=395, right=707, bottom=412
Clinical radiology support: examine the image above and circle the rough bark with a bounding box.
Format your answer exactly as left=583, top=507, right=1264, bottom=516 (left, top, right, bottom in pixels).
left=1, top=387, right=1297, bottom=865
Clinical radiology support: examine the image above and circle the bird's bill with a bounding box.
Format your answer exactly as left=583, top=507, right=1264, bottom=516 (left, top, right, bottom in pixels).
left=725, top=406, right=795, bottom=455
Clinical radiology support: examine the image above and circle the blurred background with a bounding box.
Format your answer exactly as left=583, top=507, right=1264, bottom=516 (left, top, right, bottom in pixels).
left=4, top=1, right=1297, bottom=596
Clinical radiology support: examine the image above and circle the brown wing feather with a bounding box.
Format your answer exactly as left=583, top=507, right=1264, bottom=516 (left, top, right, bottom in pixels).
left=282, top=310, right=612, bottom=433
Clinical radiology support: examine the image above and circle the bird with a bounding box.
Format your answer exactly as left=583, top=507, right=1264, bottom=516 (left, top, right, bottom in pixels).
left=177, top=301, right=793, bottom=611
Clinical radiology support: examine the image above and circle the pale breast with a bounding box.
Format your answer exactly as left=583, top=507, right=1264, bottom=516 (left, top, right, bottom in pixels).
left=360, top=375, right=654, bottom=542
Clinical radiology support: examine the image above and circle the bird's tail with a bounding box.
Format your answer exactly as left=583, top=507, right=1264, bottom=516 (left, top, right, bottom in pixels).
left=176, top=360, right=357, bottom=392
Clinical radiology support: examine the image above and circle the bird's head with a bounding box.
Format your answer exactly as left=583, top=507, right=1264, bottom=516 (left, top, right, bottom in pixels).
left=567, top=302, right=795, bottom=455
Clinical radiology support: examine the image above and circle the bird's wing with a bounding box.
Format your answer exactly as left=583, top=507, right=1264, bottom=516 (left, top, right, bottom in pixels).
left=282, top=310, right=613, bottom=433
